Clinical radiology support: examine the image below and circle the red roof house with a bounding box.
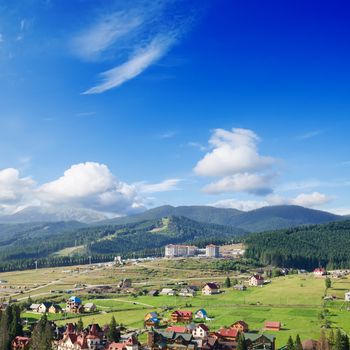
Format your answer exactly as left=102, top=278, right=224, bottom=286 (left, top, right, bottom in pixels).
left=265, top=321, right=281, bottom=331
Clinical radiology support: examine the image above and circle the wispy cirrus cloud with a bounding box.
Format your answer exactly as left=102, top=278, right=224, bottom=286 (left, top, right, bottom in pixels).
left=72, top=0, right=198, bottom=94
left=83, top=35, right=176, bottom=94
left=297, top=129, right=324, bottom=140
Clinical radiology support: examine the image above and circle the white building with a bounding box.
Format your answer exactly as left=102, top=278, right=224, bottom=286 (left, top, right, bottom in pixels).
left=165, top=244, right=197, bottom=257
left=249, top=275, right=264, bottom=286
left=345, top=292, right=350, bottom=301
left=206, top=244, right=219, bottom=258
left=192, top=324, right=209, bottom=338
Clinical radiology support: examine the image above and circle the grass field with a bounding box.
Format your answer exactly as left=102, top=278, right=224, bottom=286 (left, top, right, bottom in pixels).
left=1, top=258, right=350, bottom=347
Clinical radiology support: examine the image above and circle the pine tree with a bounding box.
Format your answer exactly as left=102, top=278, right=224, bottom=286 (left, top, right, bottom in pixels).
left=30, top=314, right=53, bottom=350
left=295, top=334, right=303, bottom=350
left=107, top=316, right=119, bottom=342
left=334, top=329, right=343, bottom=350
left=77, top=318, right=84, bottom=332
left=0, top=306, right=10, bottom=350
left=329, top=329, right=335, bottom=348
left=325, top=278, right=332, bottom=291
left=237, top=333, right=247, bottom=350
left=341, top=334, right=349, bottom=350
left=287, top=336, right=295, bottom=350
left=224, top=276, right=231, bottom=288
left=9, top=305, right=23, bottom=341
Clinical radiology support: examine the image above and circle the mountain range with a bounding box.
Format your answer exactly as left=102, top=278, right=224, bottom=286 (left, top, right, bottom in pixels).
left=0, top=204, right=347, bottom=271
left=0, top=204, right=345, bottom=232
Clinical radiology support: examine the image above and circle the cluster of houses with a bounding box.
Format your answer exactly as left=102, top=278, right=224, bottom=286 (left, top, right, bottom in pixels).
left=29, top=296, right=97, bottom=315
left=12, top=322, right=140, bottom=350
left=146, top=316, right=277, bottom=350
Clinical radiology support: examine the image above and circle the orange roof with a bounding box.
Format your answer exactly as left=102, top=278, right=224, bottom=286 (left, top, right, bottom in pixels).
left=218, top=327, right=239, bottom=338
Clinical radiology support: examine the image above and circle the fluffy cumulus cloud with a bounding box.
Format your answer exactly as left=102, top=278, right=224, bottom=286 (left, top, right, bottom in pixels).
left=0, top=168, right=35, bottom=214
left=203, top=173, right=274, bottom=195
left=0, top=162, right=180, bottom=216
left=195, top=128, right=276, bottom=195
left=291, top=192, right=332, bottom=207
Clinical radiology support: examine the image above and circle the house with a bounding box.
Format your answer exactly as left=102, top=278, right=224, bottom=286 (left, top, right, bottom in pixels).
left=118, top=279, right=132, bottom=289
left=234, top=284, right=246, bottom=291
left=264, top=321, right=281, bottom=331
left=166, top=326, right=189, bottom=333
left=249, top=275, right=264, bottom=286
left=49, top=304, right=62, bottom=314
left=57, top=323, right=104, bottom=350
left=160, top=288, right=176, bottom=296
left=217, top=327, right=239, bottom=341
left=345, top=292, right=350, bottom=301
left=194, top=309, right=208, bottom=320
left=179, top=287, right=196, bottom=297
left=147, top=329, right=197, bottom=350
left=12, top=336, right=30, bottom=350
left=314, top=268, right=326, bottom=277
left=145, top=317, right=160, bottom=328
left=148, top=290, right=159, bottom=297
left=106, top=336, right=139, bottom=350
left=144, top=312, right=160, bottom=327
left=171, top=310, right=193, bottom=323
left=29, top=304, right=40, bottom=312
left=231, top=320, right=249, bottom=332
left=202, top=283, right=220, bottom=295
left=38, top=302, right=52, bottom=313
left=66, top=296, right=83, bottom=314
left=192, top=324, right=209, bottom=338
left=245, top=333, right=276, bottom=350
left=84, top=303, right=97, bottom=312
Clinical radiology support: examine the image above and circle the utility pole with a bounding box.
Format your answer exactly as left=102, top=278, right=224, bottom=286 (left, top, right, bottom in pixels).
left=34, top=261, right=38, bottom=270
left=89, top=256, right=92, bottom=265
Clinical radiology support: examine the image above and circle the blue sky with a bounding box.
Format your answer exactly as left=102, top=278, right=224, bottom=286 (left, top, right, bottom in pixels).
left=0, top=0, right=350, bottom=217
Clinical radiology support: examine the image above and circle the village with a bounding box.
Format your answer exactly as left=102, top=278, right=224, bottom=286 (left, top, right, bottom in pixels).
left=3, top=252, right=350, bottom=350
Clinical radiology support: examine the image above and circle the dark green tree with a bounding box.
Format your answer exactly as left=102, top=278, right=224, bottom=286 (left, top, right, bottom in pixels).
left=30, top=314, right=53, bottom=350
left=295, top=334, right=303, bottom=350
left=77, top=317, right=84, bottom=332
left=341, top=334, right=349, bottom=350
left=237, top=333, right=247, bottom=350
left=287, top=336, right=295, bottom=350
left=224, top=276, right=231, bottom=288
left=0, top=306, right=10, bottom=350
left=107, top=316, right=119, bottom=342
left=325, top=278, right=332, bottom=290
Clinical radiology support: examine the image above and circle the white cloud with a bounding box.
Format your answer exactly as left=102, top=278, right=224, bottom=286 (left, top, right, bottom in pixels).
left=210, top=198, right=269, bottom=212
left=0, top=163, right=183, bottom=216
left=0, top=168, right=34, bottom=203
left=291, top=192, right=332, bottom=208
left=38, top=162, right=142, bottom=213
left=194, top=128, right=276, bottom=196
left=0, top=168, right=35, bottom=214
left=82, top=34, right=175, bottom=94
left=136, top=178, right=182, bottom=193
left=194, top=128, right=275, bottom=177
left=327, top=208, right=350, bottom=216
left=210, top=191, right=333, bottom=212
left=72, top=12, right=143, bottom=60
left=73, top=1, right=194, bottom=93
left=297, top=129, right=324, bottom=140
left=203, top=173, right=274, bottom=195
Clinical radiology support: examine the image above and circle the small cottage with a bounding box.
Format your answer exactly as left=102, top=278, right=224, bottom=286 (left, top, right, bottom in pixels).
left=202, top=283, right=220, bottom=295
left=249, top=275, right=264, bottom=286
left=264, top=321, right=281, bottom=331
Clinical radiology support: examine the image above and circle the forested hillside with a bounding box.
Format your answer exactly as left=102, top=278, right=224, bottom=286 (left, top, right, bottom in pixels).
left=245, top=220, right=350, bottom=269
left=0, top=216, right=245, bottom=271
left=102, top=205, right=344, bottom=232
